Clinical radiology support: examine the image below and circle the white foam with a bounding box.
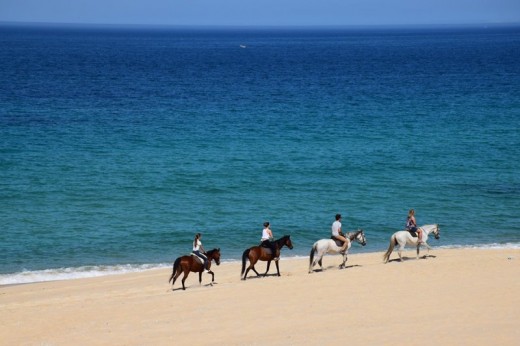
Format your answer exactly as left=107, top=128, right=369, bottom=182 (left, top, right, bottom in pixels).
left=437, top=242, right=520, bottom=250
left=0, top=263, right=170, bottom=286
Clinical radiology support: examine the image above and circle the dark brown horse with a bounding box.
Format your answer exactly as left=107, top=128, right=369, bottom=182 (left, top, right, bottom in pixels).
left=168, top=248, right=221, bottom=290
left=241, top=235, right=293, bottom=280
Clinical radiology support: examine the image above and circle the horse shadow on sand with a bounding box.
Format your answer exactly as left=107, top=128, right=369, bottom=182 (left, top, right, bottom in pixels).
left=243, top=271, right=286, bottom=280
left=387, top=254, right=437, bottom=263
left=311, top=264, right=362, bottom=273
left=171, top=282, right=217, bottom=292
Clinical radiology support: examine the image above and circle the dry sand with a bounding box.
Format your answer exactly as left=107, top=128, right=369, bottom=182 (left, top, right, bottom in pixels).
left=1, top=248, right=519, bottom=345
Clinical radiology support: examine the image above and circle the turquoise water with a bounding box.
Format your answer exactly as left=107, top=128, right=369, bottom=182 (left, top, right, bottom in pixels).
left=1, top=25, right=519, bottom=284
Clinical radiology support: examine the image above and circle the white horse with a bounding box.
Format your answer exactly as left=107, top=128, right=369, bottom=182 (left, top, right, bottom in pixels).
left=309, top=230, right=367, bottom=273
left=383, top=224, right=440, bottom=263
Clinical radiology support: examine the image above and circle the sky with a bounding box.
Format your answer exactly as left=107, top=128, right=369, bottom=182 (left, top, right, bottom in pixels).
left=0, top=0, right=519, bottom=26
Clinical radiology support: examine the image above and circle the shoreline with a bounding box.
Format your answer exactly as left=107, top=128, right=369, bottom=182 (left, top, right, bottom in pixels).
left=1, top=248, right=519, bottom=345
left=2, top=243, right=520, bottom=286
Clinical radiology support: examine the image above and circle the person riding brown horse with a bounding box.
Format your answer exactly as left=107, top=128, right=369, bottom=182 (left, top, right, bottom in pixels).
left=169, top=248, right=221, bottom=290
left=241, top=235, right=293, bottom=280
left=260, top=221, right=280, bottom=260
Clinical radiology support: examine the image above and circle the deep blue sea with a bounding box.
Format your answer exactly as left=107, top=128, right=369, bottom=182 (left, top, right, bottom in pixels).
left=1, top=24, right=519, bottom=284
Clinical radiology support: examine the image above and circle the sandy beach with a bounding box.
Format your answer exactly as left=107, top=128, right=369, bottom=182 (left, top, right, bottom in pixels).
left=1, top=248, right=519, bottom=345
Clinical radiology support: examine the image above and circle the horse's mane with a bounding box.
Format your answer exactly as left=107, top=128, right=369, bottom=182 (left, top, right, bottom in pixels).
left=206, top=248, right=220, bottom=255
left=346, top=229, right=362, bottom=238
left=273, top=235, right=290, bottom=245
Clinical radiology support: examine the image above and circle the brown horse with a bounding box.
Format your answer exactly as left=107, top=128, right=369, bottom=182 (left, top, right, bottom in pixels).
left=168, top=248, right=221, bottom=290
left=241, top=235, right=293, bottom=280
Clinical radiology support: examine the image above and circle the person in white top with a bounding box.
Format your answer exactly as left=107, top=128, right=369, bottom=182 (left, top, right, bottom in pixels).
left=193, top=233, right=210, bottom=273
left=260, top=221, right=279, bottom=260
left=331, top=214, right=349, bottom=254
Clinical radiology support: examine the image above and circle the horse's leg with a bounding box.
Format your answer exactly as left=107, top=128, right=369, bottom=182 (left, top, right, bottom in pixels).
left=199, top=271, right=203, bottom=285
left=318, top=249, right=327, bottom=270
left=274, top=260, right=280, bottom=277
left=181, top=269, right=190, bottom=290
left=243, top=253, right=259, bottom=280
left=171, top=268, right=182, bottom=288
left=315, top=248, right=326, bottom=271
left=244, top=264, right=261, bottom=279
left=340, top=253, right=348, bottom=268
left=264, top=260, right=271, bottom=276
left=398, top=242, right=405, bottom=261
left=338, top=251, right=345, bottom=268
left=422, top=242, right=432, bottom=258
left=313, top=253, right=323, bottom=272
left=309, top=247, right=323, bottom=273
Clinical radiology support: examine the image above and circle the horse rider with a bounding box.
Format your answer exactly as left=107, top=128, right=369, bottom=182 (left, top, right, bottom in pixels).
left=331, top=213, right=349, bottom=254
left=193, top=233, right=210, bottom=273
left=406, top=209, right=423, bottom=244
left=261, top=221, right=279, bottom=261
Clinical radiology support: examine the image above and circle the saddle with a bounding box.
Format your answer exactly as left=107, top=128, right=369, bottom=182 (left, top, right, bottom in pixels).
left=259, top=242, right=279, bottom=258
left=191, top=253, right=204, bottom=264
left=407, top=230, right=418, bottom=238
left=331, top=236, right=344, bottom=247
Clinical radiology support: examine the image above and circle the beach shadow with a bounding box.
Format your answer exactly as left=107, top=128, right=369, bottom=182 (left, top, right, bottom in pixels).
left=242, top=272, right=283, bottom=280
left=341, top=264, right=362, bottom=269
left=170, top=282, right=217, bottom=291
left=310, top=264, right=362, bottom=273
left=387, top=255, right=437, bottom=263
left=387, top=257, right=413, bottom=263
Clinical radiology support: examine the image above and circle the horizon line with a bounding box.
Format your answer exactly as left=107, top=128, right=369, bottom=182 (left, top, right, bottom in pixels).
left=1, top=20, right=520, bottom=30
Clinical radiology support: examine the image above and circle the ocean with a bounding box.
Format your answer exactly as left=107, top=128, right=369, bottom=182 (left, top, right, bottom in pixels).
left=1, top=24, right=519, bottom=284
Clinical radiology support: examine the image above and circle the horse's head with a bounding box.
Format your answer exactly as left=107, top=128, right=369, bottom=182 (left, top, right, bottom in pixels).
left=282, top=235, right=293, bottom=250
left=209, top=248, right=221, bottom=265
left=355, top=229, right=367, bottom=246
left=433, top=225, right=440, bottom=240
left=348, top=229, right=367, bottom=246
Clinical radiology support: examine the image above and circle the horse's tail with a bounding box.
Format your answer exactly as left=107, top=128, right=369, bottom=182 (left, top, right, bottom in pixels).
left=309, top=243, right=316, bottom=266
left=169, top=257, right=181, bottom=283
left=383, top=234, right=396, bottom=263
left=241, top=248, right=250, bottom=276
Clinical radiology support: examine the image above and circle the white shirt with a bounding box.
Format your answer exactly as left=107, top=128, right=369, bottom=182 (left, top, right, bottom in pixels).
left=193, top=239, right=201, bottom=251
left=261, top=228, right=271, bottom=241
left=331, top=220, right=342, bottom=237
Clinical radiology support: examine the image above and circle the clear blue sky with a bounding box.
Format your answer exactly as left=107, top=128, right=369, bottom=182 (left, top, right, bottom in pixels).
left=1, top=0, right=519, bottom=26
